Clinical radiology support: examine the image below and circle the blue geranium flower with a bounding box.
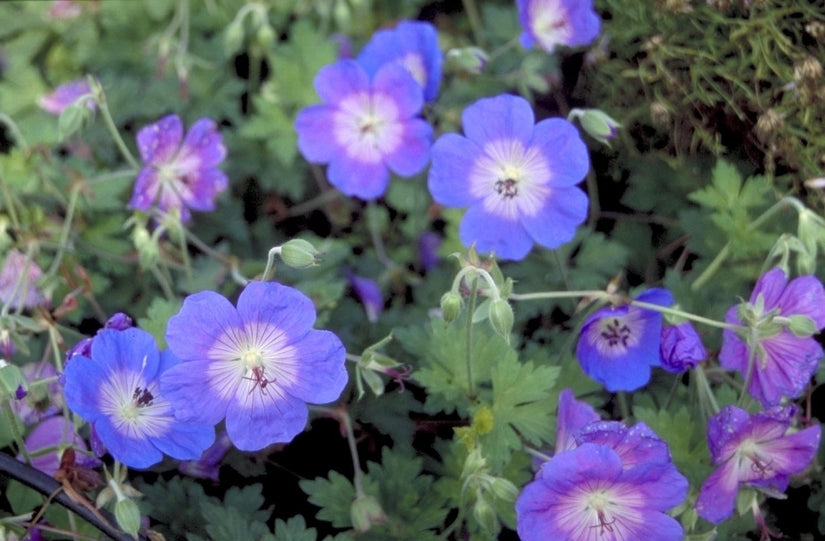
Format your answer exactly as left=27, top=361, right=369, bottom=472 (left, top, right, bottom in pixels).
left=62, top=328, right=215, bottom=469
left=516, top=0, right=601, bottom=53
left=160, top=281, right=348, bottom=451
left=427, top=94, right=589, bottom=260
left=575, top=288, right=674, bottom=392
left=295, top=59, right=432, bottom=200
left=357, top=20, right=442, bottom=102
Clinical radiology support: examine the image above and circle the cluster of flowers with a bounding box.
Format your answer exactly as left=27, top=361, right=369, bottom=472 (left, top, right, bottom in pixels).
left=569, top=267, right=824, bottom=524
left=50, top=281, right=347, bottom=469
left=517, top=389, right=689, bottom=540
left=294, top=2, right=601, bottom=261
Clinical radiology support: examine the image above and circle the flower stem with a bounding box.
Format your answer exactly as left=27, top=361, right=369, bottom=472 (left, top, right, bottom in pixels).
left=366, top=200, right=392, bottom=269
left=465, top=276, right=479, bottom=402
left=47, top=184, right=81, bottom=278
left=691, top=196, right=805, bottom=291
left=3, top=402, right=30, bottom=464
left=461, top=0, right=485, bottom=48
left=89, top=77, right=140, bottom=170
left=630, top=300, right=739, bottom=331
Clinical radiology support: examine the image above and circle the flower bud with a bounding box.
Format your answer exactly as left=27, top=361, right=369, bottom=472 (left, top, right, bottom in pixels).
left=659, top=322, right=707, bottom=373
left=489, top=477, right=519, bottom=502
left=132, top=223, right=159, bottom=268
left=788, top=314, right=818, bottom=338
left=255, top=24, right=275, bottom=51
left=224, top=20, right=245, bottom=57
left=114, top=498, right=142, bottom=538
left=572, top=108, right=621, bottom=146
left=473, top=496, right=498, bottom=535
left=279, top=239, right=321, bottom=269
left=0, top=361, right=25, bottom=401
left=350, top=494, right=386, bottom=533
left=440, top=291, right=462, bottom=322
left=488, top=299, right=514, bottom=342
left=445, top=46, right=488, bottom=75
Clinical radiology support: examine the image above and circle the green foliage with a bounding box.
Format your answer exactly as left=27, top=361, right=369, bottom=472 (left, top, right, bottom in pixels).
left=137, top=297, right=183, bottom=349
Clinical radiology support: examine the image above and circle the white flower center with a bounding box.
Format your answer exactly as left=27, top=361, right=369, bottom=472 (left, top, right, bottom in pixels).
left=469, top=138, right=551, bottom=221
left=333, top=92, right=402, bottom=164
left=99, top=371, right=171, bottom=439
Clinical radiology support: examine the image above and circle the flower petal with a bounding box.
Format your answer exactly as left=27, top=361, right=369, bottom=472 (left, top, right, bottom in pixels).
left=383, top=118, right=431, bottom=177
left=459, top=203, right=534, bottom=260
left=520, top=186, right=588, bottom=249
left=137, top=114, right=183, bottom=165
left=224, top=390, right=308, bottom=451
left=295, top=105, right=341, bottom=163
left=236, top=281, right=317, bottom=337
left=160, top=360, right=231, bottom=424
left=372, top=63, right=424, bottom=119
left=177, top=118, right=226, bottom=169
left=275, top=329, right=347, bottom=404
left=166, top=290, right=243, bottom=362
left=461, top=94, right=535, bottom=146
left=314, top=59, right=370, bottom=103
left=327, top=152, right=389, bottom=200
left=531, top=118, right=589, bottom=187
left=151, top=423, right=215, bottom=461
left=428, top=133, right=484, bottom=207
left=695, top=460, right=740, bottom=524
left=129, top=167, right=160, bottom=211
left=94, top=416, right=163, bottom=469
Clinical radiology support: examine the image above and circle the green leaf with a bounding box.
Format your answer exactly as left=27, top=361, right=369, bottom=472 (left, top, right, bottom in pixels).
left=137, top=297, right=182, bottom=349
left=273, top=516, right=319, bottom=541
left=300, top=470, right=357, bottom=529
left=480, top=354, right=559, bottom=469
left=395, top=316, right=509, bottom=416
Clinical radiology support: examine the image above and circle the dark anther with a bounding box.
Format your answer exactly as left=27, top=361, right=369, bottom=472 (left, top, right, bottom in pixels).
left=495, top=178, right=518, bottom=198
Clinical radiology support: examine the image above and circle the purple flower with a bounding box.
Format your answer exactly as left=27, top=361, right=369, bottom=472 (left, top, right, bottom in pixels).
left=129, top=114, right=228, bottom=223
left=66, top=312, right=134, bottom=362
left=11, top=362, right=62, bottom=425
left=719, top=267, right=825, bottom=407
left=62, top=328, right=215, bottom=469
left=517, top=412, right=687, bottom=541
left=576, top=288, right=673, bottom=391
left=179, top=431, right=232, bottom=482
left=660, top=321, right=707, bottom=373
left=295, top=60, right=432, bottom=200
left=160, top=281, right=348, bottom=451
left=695, top=405, right=821, bottom=524
left=427, top=94, right=589, bottom=261
left=554, top=388, right=600, bottom=454
left=0, top=250, right=48, bottom=309
left=21, top=416, right=100, bottom=476
left=348, top=274, right=383, bottom=322
left=516, top=0, right=601, bottom=53
left=357, top=20, right=442, bottom=102
left=38, top=79, right=95, bottom=115
left=417, top=232, right=441, bottom=271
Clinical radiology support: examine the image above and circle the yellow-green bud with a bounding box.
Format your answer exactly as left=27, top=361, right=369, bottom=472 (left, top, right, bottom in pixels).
left=279, top=239, right=321, bottom=269
left=473, top=497, right=498, bottom=535
left=489, top=477, right=519, bottom=502
left=114, top=498, right=142, bottom=538
left=440, top=291, right=462, bottom=322
left=570, top=108, right=621, bottom=147
left=788, top=314, right=818, bottom=337
left=224, top=20, right=245, bottom=57
left=445, top=46, right=488, bottom=75
left=256, top=24, right=275, bottom=51
left=132, top=224, right=159, bottom=268
left=488, top=299, right=514, bottom=342
left=58, top=103, right=89, bottom=141
left=350, top=494, right=386, bottom=533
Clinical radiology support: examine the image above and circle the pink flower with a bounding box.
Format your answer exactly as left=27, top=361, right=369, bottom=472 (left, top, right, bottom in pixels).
left=38, top=79, right=95, bottom=115
left=129, top=114, right=228, bottom=222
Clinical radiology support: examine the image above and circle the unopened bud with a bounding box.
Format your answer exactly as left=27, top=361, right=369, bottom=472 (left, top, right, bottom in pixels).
left=224, top=20, right=245, bottom=57
left=489, top=477, right=519, bottom=502
left=279, top=239, right=321, bottom=269
left=445, top=46, right=488, bottom=75
left=256, top=24, right=275, bottom=50
left=488, top=299, right=514, bottom=342
left=132, top=224, right=159, bottom=268
left=473, top=497, right=497, bottom=535
left=350, top=494, right=386, bottom=533
left=755, top=109, right=784, bottom=142
left=787, top=314, right=817, bottom=337
left=58, top=103, right=89, bottom=141
left=114, top=499, right=142, bottom=538
left=0, top=361, right=25, bottom=401
left=440, top=291, right=462, bottom=322
left=572, top=108, right=621, bottom=146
